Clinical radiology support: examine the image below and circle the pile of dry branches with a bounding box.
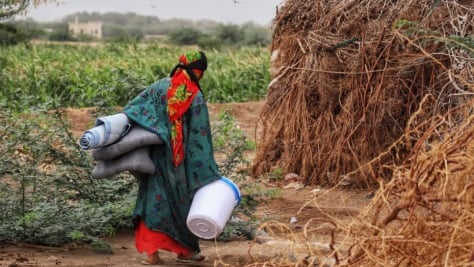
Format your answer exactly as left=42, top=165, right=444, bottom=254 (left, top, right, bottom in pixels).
left=246, top=0, right=474, bottom=266
left=336, top=98, right=474, bottom=266
left=251, top=0, right=473, bottom=187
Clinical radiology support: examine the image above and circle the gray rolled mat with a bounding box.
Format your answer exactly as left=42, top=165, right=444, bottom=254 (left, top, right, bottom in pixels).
left=92, top=124, right=162, bottom=161
left=92, top=146, right=155, bottom=179
left=79, top=113, right=131, bottom=150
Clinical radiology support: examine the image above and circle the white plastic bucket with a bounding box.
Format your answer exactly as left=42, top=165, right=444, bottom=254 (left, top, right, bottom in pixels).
left=187, top=177, right=241, bottom=239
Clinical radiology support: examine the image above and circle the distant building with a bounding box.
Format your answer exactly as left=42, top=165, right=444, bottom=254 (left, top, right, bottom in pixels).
left=68, top=17, right=102, bottom=39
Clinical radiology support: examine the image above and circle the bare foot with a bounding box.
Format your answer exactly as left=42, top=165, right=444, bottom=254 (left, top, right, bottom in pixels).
left=141, top=251, right=162, bottom=265
left=176, top=252, right=206, bottom=263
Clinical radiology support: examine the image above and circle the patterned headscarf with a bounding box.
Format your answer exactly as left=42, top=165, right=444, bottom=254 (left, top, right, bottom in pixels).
left=167, top=50, right=208, bottom=167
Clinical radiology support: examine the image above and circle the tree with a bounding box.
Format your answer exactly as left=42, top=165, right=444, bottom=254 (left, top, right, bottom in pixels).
left=0, top=0, right=55, bottom=21
left=0, top=22, right=24, bottom=44
left=197, top=35, right=222, bottom=50
left=241, top=22, right=271, bottom=46
left=0, top=19, right=45, bottom=44
left=168, top=27, right=202, bottom=45
left=103, top=24, right=132, bottom=42
left=216, top=24, right=243, bottom=46
left=48, top=23, right=74, bottom=41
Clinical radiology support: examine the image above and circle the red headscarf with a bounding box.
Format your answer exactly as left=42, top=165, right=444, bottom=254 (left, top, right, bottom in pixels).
left=167, top=50, right=207, bottom=167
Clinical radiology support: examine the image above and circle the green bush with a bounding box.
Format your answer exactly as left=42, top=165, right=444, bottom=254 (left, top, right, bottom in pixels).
left=48, top=24, right=75, bottom=41
left=216, top=24, right=243, bottom=46
left=0, top=107, right=136, bottom=250
left=213, top=110, right=281, bottom=241
left=0, top=23, right=25, bottom=45
left=197, top=34, right=222, bottom=50
left=0, top=104, right=269, bottom=248
left=168, top=27, right=203, bottom=45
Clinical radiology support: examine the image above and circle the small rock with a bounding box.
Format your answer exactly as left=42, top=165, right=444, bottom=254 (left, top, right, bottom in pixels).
left=290, top=216, right=298, bottom=224
left=250, top=229, right=271, bottom=244
left=46, top=256, right=60, bottom=264
left=284, top=173, right=301, bottom=182
left=229, top=216, right=244, bottom=223
left=312, top=188, right=323, bottom=194
left=283, top=182, right=304, bottom=190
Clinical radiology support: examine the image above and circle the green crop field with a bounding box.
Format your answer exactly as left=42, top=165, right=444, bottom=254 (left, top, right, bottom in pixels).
left=0, top=43, right=271, bottom=110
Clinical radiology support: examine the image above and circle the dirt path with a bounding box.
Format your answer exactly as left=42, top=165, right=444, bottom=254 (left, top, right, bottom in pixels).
left=0, top=101, right=371, bottom=267
left=1, top=186, right=370, bottom=267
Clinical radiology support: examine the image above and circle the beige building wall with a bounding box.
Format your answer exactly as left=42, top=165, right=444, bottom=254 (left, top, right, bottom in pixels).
left=68, top=17, right=102, bottom=39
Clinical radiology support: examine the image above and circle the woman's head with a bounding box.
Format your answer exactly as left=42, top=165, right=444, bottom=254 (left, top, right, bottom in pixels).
left=170, top=50, right=207, bottom=81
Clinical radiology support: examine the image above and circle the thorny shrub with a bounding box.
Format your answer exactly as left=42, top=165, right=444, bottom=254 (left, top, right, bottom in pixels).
left=213, top=110, right=281, bottom=241
left=0, top=104, right=275, bottom=251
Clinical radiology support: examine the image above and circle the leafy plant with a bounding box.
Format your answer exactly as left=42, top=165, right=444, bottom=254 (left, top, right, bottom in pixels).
left=211, top=110, right=281, bottom=241
left=213, top=109, right=253, bottom=179
left=0, top=106, right=137, bottom=250
left=266, top=167, right=285, bottom=183
left=0, top=43, right=271, bottom=110
left=0, top=102, right=277, bottom=248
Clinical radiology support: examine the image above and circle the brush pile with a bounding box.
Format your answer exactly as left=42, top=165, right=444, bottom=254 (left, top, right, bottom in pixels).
left=248, top=0, right=473, bottom=265
left=336, top=97, right=474, bottom=265
left=251, top=0, right=473, bottom=187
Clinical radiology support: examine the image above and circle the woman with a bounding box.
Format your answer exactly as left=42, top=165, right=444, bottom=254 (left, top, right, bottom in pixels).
left=123, top=50, right=221, bottom=265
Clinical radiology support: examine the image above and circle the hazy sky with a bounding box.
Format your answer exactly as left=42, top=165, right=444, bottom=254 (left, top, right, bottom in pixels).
left=20, top=0, right=284, bottom=25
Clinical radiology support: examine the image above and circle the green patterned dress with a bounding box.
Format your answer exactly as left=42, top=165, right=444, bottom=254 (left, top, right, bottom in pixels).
left=123, top=77, right=221, bottom=252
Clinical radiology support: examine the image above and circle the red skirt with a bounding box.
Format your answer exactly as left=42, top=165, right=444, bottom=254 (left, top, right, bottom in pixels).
left=135, top=220, right=191, bottom=257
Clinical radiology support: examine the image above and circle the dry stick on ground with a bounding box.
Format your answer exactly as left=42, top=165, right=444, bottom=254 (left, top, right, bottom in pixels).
left=303, top=218, right=340, bottom=264
left=6, top=241, right=70, bottom=252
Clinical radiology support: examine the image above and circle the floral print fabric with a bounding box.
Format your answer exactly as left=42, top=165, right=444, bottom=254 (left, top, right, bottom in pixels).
left=123, top=77, right=220, bottom=252
left=167, top=50, right=205, bottom=167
